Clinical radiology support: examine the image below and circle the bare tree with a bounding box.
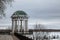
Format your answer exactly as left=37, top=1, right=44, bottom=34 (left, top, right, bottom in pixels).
left=0, top=0, right=14, bottom=17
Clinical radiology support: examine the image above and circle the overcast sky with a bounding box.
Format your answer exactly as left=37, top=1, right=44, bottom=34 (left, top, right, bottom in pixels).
left=0, top=0, right=60, bottom=29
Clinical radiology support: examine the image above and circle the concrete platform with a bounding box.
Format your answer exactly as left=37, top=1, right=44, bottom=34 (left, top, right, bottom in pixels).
left=0, top=35, right=13, bottom=40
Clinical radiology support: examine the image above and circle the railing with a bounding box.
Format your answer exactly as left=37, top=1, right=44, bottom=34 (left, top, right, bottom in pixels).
left=14, top=33, right=33, bottom=40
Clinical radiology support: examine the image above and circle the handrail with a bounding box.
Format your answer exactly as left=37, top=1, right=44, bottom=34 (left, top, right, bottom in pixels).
left=14, top=33, right=33, bottom=40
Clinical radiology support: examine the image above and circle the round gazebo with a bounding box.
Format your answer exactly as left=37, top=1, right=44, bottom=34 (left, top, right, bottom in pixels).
left=11, top=10, right=28, bottom=33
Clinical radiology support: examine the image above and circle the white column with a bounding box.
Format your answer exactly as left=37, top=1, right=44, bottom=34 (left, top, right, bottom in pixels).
left=12, top=19, right=15, bottom=33
left=17, top=19, right=20, bottom=32
left=15, top=20, right=17, bottom=32
left=20, top=20, right=23, bottom=32
left=24, top=19, right=28, bottom=33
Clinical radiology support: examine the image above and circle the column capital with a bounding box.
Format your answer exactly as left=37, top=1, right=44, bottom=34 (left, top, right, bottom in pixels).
left=24, top=19, right=28, bottom=21
left=15, top=20, right=17, bottom=21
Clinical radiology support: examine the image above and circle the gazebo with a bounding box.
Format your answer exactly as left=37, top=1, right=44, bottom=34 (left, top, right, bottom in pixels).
left=11, top=10, right=28, bottom=33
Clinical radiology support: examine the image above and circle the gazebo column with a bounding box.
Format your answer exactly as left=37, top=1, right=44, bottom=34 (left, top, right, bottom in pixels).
left=20, top=20, right=23, bottom=32
left=17, top=19, right=20, bottom=32
left=15, top=20, right=17, bottom=32
left=24, top=19, right=28, bottom=33
left=12, top=19, right=15, bottom=34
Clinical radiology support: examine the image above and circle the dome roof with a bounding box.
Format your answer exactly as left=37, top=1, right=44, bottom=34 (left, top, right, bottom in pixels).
left=13, top=10, right=27, bottom=16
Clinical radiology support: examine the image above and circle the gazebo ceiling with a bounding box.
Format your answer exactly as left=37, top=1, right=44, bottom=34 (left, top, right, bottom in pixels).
left=13, top=10, right=27, bottom=16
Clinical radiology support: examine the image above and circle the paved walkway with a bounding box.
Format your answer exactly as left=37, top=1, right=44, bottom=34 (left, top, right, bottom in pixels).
left=0, top=35, right=13, bottom=40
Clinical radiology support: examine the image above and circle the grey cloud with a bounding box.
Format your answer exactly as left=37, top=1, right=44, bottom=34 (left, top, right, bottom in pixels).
left=0, top=0, right=60, bottom=28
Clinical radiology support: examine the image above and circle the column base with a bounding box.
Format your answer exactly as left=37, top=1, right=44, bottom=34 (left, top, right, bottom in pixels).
left=10, top=32, right=14, bottom=35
